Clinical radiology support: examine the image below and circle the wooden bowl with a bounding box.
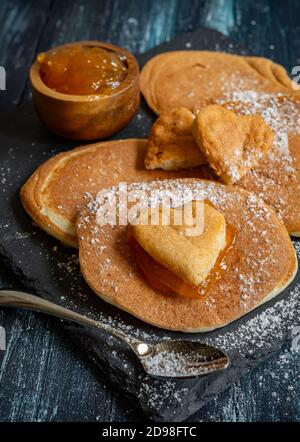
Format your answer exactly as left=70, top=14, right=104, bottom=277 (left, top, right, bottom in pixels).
left=30, top=41, right=140, bottom=140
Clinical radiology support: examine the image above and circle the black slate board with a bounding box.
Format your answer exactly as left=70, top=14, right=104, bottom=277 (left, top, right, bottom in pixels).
left=0, top=27, right=299, bottom=422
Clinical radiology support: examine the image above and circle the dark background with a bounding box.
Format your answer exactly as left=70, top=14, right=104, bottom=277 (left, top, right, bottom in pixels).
left=0, top=0, right=299, bottom=422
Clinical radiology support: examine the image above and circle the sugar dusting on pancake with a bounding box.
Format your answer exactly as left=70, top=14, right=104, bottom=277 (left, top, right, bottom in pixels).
left=45, top=214, right=300, bottom=409
left=216, top=92, right=300, bottom=234
left=20, top=139, right=209, bottom=247
left=140, top=52, right=297, bottom=115
left=77, top=179, right=297, bottom=332
left=192, top=104, right=274, bottom=184
left=142, top=92, right=300, bottom=235
left=218, top=92, right=299, bottom=163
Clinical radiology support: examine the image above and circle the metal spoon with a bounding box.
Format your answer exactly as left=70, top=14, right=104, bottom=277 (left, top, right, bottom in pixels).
left=0, top=290, right=229, bottom=378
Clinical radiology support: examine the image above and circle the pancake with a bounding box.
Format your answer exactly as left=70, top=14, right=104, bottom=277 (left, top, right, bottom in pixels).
left=77, top=179, right=297, bottom=332
left=192, top=104, right=274, bottom=184
left=20, top=139, right=209, bottom=247
left=145, top=107, right=206, bottom=170
left=221, top=93, right=300, bottom=236
left=140, top=51, right=298, bottom=115
left=143, top=94, right=300, bottom=235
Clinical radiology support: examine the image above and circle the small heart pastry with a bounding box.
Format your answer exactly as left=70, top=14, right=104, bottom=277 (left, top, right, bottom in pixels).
left=128, top=201, right=226, bottom=288
left=193, top=104, right=274, bottom=184
left=145, top=107, right=206, bottom=171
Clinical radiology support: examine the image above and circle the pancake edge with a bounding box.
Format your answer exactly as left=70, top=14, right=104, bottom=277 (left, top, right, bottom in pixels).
left=80, top=247, right=298, bottom=333
left=140, top=51, right=297, bottom=115
left=20, top=139, right=148, bottom=248
left=183, top=246, right=298, bottom=332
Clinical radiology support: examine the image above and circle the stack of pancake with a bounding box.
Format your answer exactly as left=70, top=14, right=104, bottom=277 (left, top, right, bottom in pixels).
left=21, top=52, right=300, bottom=331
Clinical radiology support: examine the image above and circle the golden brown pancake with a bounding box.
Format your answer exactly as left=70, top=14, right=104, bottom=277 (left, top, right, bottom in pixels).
left=140, top=51, right=298, bottom=115
left=145, top=107, right=206, bottom=170
left=221, top=93, right=300, bottom=236
left=20, top=139, right=209, bottom=247
left=192, top=104, right=274, bottom=184
left=77, top=179, right=297, bottom=332
left=142, top=95, right=300, bottom=235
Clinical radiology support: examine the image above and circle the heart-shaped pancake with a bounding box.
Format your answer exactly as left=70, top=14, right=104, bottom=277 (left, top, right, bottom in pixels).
left=193, top=104, right=274, bottom=184
left=129, top=202, right=226, bottom=286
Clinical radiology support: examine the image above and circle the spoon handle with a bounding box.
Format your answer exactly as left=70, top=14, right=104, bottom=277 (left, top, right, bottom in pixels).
left=0, top=290, right=144, bottom=352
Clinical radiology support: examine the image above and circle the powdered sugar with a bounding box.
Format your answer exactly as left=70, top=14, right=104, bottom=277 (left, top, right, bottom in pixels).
left=76, top=176, right=300, bottom=411
left=215, top=91, right=300, bottom=226
left=218, top=91, right=300, bottom=167
left=78, top=178, right=294, bottom=325
left=142, top=345, right=226, bottom=378
left=51, top=209, right=300, bottom=411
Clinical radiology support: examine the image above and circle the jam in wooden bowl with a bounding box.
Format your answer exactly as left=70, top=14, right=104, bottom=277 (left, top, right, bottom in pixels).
left=30, top=41, right=140, bottom=140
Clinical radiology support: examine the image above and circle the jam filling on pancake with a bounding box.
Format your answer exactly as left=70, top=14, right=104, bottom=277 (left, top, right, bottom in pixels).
left=38, top=45, right=128, bottom=95
left=127, top=203, right=236, bottom=299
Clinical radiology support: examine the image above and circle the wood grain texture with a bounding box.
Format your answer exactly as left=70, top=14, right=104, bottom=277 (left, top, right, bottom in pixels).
left=0, top=0, right=53, bottom=105
left=0, top=0, right=299, bottom=422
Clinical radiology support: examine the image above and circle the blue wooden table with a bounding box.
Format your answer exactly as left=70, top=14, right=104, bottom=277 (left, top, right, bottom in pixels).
left=0, top=0, right=299, bottom=422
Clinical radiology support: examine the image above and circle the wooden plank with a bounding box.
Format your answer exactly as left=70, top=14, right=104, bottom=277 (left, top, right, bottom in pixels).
left=0, top=0, right=299, bottom=423
left=1, top=310, right=298, bottom=422
left=231, top=0, right=300, bottom=70
left=0, top=0, right=53, bottom=106
left=36, top=0, right=178, bottom=53
left=0, top=310, right=140, bottom=421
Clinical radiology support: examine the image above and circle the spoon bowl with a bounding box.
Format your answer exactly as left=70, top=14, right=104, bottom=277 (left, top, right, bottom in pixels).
left=135, top=340, right=229, bottom=378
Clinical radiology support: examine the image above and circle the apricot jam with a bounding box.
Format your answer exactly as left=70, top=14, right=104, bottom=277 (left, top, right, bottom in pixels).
left=38, top=45, right=128, bottom=95
left=128, top=225, right=236, bottom=299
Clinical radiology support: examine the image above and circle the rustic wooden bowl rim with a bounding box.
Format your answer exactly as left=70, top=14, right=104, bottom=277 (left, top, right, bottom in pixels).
left=30, top=40, right=139, bottom=102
